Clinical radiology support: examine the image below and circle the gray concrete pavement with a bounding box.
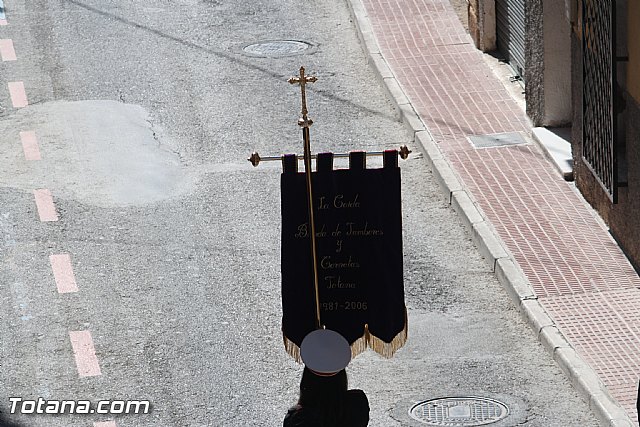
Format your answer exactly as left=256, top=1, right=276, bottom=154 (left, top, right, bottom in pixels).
left=0, top=0, right=602, bottom=425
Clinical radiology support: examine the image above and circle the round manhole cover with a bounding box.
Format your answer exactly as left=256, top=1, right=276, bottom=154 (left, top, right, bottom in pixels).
left=242, top=40, right=314, bottom=57
left=409, top=397, right=509, bottom=426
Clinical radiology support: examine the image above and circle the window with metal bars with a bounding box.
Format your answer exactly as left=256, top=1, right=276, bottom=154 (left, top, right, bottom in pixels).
left=581, top=0, right=620, bottom=202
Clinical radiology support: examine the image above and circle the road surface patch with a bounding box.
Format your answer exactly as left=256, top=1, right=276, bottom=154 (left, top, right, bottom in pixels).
left=94, top=421, right=117, bottom=427
left=0, top=101, right=194, bottom=207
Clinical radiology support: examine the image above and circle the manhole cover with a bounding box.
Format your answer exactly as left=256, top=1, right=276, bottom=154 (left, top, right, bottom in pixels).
left=468, top=132, right=528, bottom=148
left=242, top=40, right=314, bottom=57
left=409, top=397, right=509, bottom=426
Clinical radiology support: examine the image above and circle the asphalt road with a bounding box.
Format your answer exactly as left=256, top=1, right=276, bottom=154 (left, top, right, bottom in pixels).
left=0, top=0, right=602, bottom=426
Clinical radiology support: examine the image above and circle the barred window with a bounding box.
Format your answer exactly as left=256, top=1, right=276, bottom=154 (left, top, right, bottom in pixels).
left=581, top=0, right=619, bottom=202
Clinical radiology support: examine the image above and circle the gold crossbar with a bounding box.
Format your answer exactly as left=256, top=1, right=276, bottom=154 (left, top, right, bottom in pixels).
left=248, top=145, right=411, bottom=167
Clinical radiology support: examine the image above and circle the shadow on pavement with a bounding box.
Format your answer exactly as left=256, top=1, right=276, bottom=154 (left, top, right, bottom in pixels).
left=0, top=413, right=25, bottom=427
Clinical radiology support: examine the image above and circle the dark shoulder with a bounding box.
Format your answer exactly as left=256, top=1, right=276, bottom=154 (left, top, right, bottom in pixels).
left=344, top=389, right=370, bottom=426
left=346, top=389, right=369, bottom=404
left=346, top=389, right=370, bottom=411
left=283, top=406, right=322, bottom=427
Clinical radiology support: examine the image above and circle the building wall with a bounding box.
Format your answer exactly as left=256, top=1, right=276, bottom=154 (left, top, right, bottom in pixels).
left=526, top=0, right=545, bottom=125
left=610, top=94, right=640, bottom=270
left=469, top=0, right=496, bottom=52
left=527, top=0, right=573, bottom=126
left=611, top=0, right=640, bottom=268
left=629, top=0, right=640, bottom=100
left=571, top=0, right=640, bottom=270
left=542, top=0, right=573, bottom=125
left=469, top=0, right=571, bottom=126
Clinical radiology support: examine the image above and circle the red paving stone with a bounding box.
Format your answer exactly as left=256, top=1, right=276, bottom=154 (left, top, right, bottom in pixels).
left=543, top=290, right=640, bottom=417
left=360, top=0, right=640, bottom=422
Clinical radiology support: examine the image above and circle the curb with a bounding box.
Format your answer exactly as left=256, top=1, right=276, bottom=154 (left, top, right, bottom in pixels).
left=345, top=0, right=635, bottom=425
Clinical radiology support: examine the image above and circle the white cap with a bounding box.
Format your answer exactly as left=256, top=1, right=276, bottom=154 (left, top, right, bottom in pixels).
left=300, top=329, right=352, bottom=374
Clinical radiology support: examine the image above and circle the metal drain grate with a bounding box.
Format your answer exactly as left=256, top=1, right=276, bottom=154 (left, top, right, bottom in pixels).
left=242, top=40, right=314, bottom=57
left=468, top=132, right=527, bottom=149
left=409, top=396, right=509, bottom=426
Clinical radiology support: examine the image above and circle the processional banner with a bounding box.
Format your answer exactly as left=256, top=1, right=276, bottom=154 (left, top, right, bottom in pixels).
left=281, top=152, right=407, bottom=360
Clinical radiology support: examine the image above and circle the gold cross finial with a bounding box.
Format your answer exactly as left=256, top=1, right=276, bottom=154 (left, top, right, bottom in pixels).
left=288, top=66, right=317, bottom=128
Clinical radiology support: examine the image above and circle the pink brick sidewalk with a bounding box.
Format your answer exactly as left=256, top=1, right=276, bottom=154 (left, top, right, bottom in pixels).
left=359, top=0, right=640, bottom=423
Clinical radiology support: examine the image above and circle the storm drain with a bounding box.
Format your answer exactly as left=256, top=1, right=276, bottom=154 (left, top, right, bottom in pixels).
left=468, top=132, right=528, bottom=149
left=242, top=40, right=315, bottom=57
left=409, top=396, right=509, bottom=426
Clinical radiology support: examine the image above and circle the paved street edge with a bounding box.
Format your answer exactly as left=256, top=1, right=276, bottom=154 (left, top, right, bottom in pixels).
left=344, top=0, right=634, bottom=425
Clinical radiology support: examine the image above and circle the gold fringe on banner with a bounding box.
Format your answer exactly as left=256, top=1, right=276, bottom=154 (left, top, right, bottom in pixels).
left=364, top=322, right=408, bottom=359
left=360, top=307, right=409, bottom=359
left=283, top=308, right=408, bottom=363
left=283, top=333, right=303, bottom=363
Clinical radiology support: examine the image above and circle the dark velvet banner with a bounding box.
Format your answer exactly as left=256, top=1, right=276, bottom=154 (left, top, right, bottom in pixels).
left=281, top=153, right=406, bottom=360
